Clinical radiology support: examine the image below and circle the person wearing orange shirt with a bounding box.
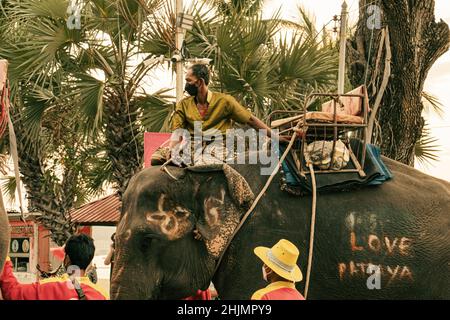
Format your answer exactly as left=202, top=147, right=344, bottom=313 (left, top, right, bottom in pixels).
left=0, top=234, right=108, bottom=300
left=251, top=239, right=305, bottom=300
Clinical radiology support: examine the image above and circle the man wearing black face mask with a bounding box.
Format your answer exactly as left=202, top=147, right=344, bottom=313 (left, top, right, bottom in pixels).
left=162, top=64, right=288, bottom=165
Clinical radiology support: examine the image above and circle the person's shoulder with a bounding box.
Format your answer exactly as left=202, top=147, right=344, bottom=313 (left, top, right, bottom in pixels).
left=251, top=287, right=272, bottom=300
left=81, top=280, right=110, bottom=300
left=212, top=91, right=234, bottom=101
left=39, top=275, right=69, bottom=285
left=178, top=95, right=194, bottom=105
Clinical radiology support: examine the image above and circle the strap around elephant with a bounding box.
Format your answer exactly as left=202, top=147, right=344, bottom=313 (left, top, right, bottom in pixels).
left=212, top=122, right=304, bottom=276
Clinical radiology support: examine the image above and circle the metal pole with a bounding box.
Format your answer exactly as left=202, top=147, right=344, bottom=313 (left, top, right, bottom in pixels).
left=175, top=0, right=184, bottom=102
left=338, top=1, right=348, bottom=94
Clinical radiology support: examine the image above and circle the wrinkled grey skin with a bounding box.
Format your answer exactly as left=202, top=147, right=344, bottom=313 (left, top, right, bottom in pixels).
left=111, top=157, right=450, bottom=299
left=0, top=195, right=9, bottom=274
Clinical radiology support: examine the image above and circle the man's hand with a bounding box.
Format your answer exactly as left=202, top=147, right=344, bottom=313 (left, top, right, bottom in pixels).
left=293, top=128, right=306, bottom=138
left=278, top=135, right=292, bottom=145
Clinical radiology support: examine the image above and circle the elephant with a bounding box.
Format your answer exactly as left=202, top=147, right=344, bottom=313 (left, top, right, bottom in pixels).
left=110, top=156, right=450, bottom=299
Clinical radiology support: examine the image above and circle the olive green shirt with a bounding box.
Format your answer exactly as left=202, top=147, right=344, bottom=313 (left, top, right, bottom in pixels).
left=170, top=91, right=252, bottom=134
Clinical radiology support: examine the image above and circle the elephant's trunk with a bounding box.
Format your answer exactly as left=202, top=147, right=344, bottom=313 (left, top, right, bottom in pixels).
left=110, top=250, right=161, bottom=300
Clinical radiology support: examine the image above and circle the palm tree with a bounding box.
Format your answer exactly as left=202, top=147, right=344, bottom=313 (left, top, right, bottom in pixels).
left=0, top=0, right=339, bottom=242
left=0, top=84, right=109, bottom=244
left=0, top=0, right=172, bottom=192
left=0, top=0, right=172, bottom=242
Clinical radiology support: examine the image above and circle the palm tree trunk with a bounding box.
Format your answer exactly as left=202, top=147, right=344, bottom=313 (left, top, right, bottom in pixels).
left=11, top=104, right=76, bottom=245
left=104, top=96, right=143, bottom=198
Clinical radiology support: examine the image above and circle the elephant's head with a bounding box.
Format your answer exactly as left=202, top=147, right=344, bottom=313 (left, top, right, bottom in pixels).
left=110, top=164, right=254, bottom=300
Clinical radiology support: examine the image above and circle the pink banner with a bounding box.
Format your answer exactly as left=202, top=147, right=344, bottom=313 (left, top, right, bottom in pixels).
left=144, top=132, right=171, bottom=168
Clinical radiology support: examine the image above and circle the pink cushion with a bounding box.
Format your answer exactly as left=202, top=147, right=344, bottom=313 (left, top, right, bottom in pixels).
left=321, top=86, right=364, bottom=116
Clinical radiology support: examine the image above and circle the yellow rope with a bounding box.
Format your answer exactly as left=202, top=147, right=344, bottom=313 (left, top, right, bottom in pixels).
left=212, top=129, right=301, bottom=276
left=304, top=163, right=317, bottom=300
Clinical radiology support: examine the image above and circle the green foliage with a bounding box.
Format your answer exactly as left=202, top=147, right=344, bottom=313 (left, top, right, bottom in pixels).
left=0, top=0, right=343, bottom=241
left=415, top=123, right=441, bottom=167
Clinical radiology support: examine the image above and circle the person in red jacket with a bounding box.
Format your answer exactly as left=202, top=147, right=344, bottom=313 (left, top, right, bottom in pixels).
left=251, top=239, right=305, bottom=300
left=0, top=234, right=108, bottom=300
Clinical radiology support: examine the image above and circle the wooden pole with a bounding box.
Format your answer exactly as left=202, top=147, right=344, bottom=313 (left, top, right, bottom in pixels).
left=175, top=0, right=184, bottom=102
left=338, top=1, right=348, bottom=94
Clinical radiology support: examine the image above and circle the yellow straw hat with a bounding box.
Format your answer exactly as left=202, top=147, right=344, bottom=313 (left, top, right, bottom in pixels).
left=254, top=239, right=303, bottom=282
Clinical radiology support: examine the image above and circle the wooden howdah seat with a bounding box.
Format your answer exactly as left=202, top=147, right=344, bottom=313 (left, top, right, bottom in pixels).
left=270, top=85, right=370, bottom=178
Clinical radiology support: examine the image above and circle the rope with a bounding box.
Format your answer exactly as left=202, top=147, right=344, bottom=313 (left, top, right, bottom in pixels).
left=363, top=0, right=379, bottom=86
left=159, top=120, right=317, bottom=293
left=304, top=163, right=317, bottom=300
left=160, top=158, right=179, bottom=181
left=159, top=136, right=298, bottom=274
left=212, top=124, right=303, bottom=276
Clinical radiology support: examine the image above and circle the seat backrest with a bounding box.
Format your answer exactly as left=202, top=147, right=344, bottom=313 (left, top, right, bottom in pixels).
left=321, top=85, right=365, bottom=116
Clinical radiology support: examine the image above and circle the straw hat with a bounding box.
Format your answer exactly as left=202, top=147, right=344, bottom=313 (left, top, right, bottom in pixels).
left=254, top=239, right=303, bottom=282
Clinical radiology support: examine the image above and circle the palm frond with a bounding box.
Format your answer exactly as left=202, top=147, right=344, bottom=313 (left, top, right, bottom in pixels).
left=422, top=91, right=444, bottom=118
left=137, top=88, right=175, bottom=132
left=1, top=175, right=17, bottom=204
left=0, top=0, right=83, bottom=86
left=139, top=1, right=176, bottom=57
left=415, top=124, right=440, bottom=166
left=298, top=6, right=317, bottom=39
left=69, top=72, right=105, bottom=134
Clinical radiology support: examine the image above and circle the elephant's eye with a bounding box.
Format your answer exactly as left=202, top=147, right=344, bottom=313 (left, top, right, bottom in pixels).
left=140, top=235, right=155, bottom=253
left=139, top=233, right=163, bottom=253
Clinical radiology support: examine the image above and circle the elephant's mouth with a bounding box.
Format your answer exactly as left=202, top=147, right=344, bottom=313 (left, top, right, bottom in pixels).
left=147, top=284, right=162, bottom=300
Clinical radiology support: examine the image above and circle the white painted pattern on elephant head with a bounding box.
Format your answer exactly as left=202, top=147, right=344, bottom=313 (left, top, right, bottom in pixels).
left=123, top=229, right=131, bottom=241
left=145, top=194, right=192, bottom=240
left=199, top=187, right=243, bottom=258
left=203, top=188, right=226, bottom=227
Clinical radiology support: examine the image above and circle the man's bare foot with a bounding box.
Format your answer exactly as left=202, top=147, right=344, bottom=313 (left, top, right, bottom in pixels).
left=193, top=229, right=203, bottom=241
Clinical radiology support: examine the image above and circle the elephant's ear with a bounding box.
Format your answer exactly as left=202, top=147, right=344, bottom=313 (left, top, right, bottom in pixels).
left=222, top=165, right=254, bottom=209
left=187, top=164, right=254, bottom=210
left=187, top=164, right=255, bottom=258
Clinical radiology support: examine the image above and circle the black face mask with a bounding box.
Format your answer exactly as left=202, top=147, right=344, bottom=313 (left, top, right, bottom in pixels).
left=184, top=82, right=199, bottom=96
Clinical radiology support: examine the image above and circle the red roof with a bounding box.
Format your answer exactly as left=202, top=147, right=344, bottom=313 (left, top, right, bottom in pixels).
left=70, top=193, right=121, bottom=226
